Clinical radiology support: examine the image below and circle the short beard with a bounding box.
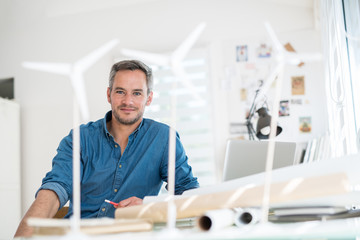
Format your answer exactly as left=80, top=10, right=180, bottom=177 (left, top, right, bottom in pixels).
left=112, top=107, right=143, bottom=126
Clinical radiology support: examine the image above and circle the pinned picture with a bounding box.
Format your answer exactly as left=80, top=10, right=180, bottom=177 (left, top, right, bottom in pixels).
left=291, top=76, right=305, bottom=95
left=291, top=99, right=302, bottom=105
left=256, top=43, right=271, bottom=58
left=240, top=88, right=248, bottom=101
left=279, top=100, right=290, bottom=116
left=236, top=45, right=248, bottom=62
left=229, top=122, right=247, bottom=134
left=299, top=116, right=312, bottom=133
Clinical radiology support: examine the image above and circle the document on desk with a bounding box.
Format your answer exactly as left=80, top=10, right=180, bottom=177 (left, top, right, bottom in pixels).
left=115, top=172, right=349, bottom=222
left=268, top=206, right=360, bottom=223
left=27, top=217, right=153, bottom=235
left=271, top=206, right=348, bottom=216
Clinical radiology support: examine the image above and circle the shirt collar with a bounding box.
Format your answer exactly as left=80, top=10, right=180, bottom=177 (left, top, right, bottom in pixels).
left=104, top=111, right=112, bottom=139
left=131, top=118, right=144, bottom=139
left=103, top=110, right=144, bottom=139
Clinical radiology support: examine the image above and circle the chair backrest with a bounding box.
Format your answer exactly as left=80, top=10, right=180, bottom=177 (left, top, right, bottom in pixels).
left=53, top=206, right=69, bottom=219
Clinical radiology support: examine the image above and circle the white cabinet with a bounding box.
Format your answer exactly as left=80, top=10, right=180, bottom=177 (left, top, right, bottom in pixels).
left=0, top=98, right=21, bottom=239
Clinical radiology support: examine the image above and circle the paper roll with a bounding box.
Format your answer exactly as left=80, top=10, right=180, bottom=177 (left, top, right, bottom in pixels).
left=234, top=208, right=261, bottom=227
left=197, top=209, right=235, bottom=231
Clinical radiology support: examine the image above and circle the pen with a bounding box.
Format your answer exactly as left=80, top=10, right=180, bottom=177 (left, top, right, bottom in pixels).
left=105, top=199, right=119, bottom=207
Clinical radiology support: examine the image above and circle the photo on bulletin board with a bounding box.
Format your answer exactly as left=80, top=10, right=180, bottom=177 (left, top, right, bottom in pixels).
left=256, top=43, right=271, bottom=58
left=291, top=76, right=305, bottom=95
left=291, top=99, right=302, bottom=105
left=229, top=122, right=248, bottom=134
left=299, top=116, right=312, bottom=133
left=240, top=88, right=248, bottom=101
left=236, top=45, right=248, bottom=62
left=279, top=100, right=290, bottom=116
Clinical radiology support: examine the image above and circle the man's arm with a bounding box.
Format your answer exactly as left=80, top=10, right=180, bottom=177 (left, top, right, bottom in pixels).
left=162, top=132, right=200, bottom=194
left=14, top=189, right=60, bottom=237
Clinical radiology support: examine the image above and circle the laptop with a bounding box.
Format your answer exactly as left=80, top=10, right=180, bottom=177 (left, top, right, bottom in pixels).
left=222, top=140, right=297, bottom=181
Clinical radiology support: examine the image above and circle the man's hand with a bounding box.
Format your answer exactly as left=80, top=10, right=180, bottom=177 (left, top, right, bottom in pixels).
left=116, top=196, right=143, bottom=208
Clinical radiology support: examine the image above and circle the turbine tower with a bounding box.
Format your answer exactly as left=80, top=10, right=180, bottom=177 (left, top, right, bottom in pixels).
left=259, top=22, right=322, bottom=223
left=121, top=22, right=206, bottom=231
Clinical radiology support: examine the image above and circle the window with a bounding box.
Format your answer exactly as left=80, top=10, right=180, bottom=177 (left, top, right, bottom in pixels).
left=343, top=0, right=360, bottom=134
left=144, top=49, right=216, bottom=186
left=321, top=0, right=360, bottom=156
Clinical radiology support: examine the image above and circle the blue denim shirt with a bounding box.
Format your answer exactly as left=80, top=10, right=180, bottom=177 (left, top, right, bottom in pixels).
left=38, top=111, right=199, bottom=218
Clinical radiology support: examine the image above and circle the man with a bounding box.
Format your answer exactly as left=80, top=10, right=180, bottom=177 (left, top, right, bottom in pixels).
left=15, top=60, right=199, bottom=237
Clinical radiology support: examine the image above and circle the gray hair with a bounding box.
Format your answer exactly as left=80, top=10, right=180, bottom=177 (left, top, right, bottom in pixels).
left=109, top=60, right=153, bottom=94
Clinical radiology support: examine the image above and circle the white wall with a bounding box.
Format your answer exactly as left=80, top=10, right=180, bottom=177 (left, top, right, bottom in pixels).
left=0, top=0, right=323, bottom=218
left=0, top=99, right=21, bottom=239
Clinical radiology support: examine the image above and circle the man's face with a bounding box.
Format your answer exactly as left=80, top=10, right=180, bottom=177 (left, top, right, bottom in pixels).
left=107, top=70, right=153, bottom=126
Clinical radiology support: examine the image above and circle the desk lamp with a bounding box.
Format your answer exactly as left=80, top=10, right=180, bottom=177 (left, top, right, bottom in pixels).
left=256, top=107, right=282, bottom=139
left=246, top=83, right=282, bottom=140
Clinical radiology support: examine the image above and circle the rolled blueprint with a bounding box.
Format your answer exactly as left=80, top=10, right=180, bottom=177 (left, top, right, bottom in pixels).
left=234, top=208, right=261, bottom=227
left=197, top=208, right=235, bottom=231
left=115, top=173, right=348, bottom=222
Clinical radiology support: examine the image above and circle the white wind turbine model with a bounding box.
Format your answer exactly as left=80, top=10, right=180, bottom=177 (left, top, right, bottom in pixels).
left=121, top=22, right=206, bottom=231
left=258, top=22, right=322, bottom=224
left=121, top=22, right=207, bottom=103
left=255, top=22, right=322, bottom=105
left=22, top=39, right=119, bottom=235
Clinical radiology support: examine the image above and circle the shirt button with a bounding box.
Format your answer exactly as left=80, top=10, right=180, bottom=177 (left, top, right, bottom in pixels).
left=119, top=164, right=122, bottom=168
left=115, top=145, right=118, bottom=148
left=114, top=189, right=118, bottom=193
left=102, top=207, right=106, bottom=212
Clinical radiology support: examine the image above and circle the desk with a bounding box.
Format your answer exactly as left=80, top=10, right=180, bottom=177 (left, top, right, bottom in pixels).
left=18, top=154, right=360, bottom=240
left=14, top=217, right=360, bottom=240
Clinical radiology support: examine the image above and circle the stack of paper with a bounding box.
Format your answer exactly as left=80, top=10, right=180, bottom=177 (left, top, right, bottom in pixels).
left=27, top=217, right=153, bottom=236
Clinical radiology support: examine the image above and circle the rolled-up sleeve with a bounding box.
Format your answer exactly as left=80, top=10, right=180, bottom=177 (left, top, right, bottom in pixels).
left=36, top=182, right=69, bottom=208
left=36, top=130, right=75, bottom=209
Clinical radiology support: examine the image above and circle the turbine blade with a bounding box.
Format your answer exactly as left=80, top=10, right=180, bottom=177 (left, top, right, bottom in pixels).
left=283, top=51, right=302, bottom=65
left=121, top=48, right=169, bottom=66
left=22, top=62, right=71, bottom=76
left=76, top=39, right=119, bottom=72
left=283, top=52, right=322, bottom=66
left=172, top=22, right=206, bottom=62
left=172, top=65, right=203, bottom=102
left=290, top=52, right=323, bottom=62
left=256, top=64, right=283, bottom=105
left=264, top=22, right=283, bottom=53
left=71, top=74, right=89, bottom=121
left=283, top=42, right=322, bottom=65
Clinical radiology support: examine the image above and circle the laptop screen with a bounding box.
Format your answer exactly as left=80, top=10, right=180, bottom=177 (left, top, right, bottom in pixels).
left=222, top=140, right=297, bottom=181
